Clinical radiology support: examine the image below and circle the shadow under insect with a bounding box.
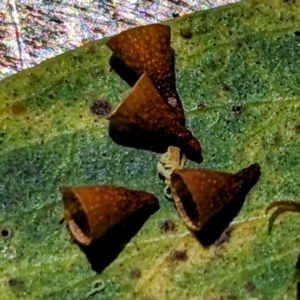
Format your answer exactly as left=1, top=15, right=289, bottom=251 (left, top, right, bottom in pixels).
left=194, top=193, right=249, bottom=246
left=109, top=47, right=176, bottom=89
left=79, top=203, right=159, bottom=273
left=109, top=54, right=140, bottom=87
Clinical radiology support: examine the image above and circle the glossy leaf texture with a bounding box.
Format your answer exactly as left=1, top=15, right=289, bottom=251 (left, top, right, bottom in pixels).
left=1, top=1, right=300, bottom=299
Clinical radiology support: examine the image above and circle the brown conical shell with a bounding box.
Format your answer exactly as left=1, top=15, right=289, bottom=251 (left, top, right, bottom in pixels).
left=106, top=23, right=185, bottom=125
left=108, top=73, right=202, bottom=163
left=170, top=164, right=261, bottom=235
left=62, top=186, right=159, bottom=246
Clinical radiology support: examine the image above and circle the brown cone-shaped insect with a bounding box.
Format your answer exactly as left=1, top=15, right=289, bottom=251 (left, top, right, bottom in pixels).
left=106, top=23, right=185, bottom=125
left=170, top=163, right=261, bottom=245
left=62, top=186, right=159, bottom=246
left=108, top=73, right=202, bottom=163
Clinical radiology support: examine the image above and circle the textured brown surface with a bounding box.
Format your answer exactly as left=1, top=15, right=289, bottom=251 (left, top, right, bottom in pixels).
left=106, top=23, right=185, bottom=124
left=170, top=164, right=261, bottom=234
left=108, top=73, right=202, bottom=162
left=62, top=186, right=159, bottom=246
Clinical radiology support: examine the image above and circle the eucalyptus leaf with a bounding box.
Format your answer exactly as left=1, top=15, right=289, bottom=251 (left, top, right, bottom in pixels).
left=1, top=1, right=300, bottom=299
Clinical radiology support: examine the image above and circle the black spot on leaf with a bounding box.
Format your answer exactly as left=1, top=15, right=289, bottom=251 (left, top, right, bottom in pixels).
left=8, top=278, right=18, bottom=287
left=295, top=124, right=300, bottom=133
left=1, top=227, right=12, bottom=239
left=197, top=103, right=206, bottom=110
left=232, top=105, right=243, bottom=114
left=245, top=281, right=256, bottom=292
left=180, top=29, right=193, bottom=39
left=223, top=84, right=232, bottom=92
left=294, top=31, right=300, bottom=37
left=90, top=100, right=112, bottom=117
left=129, top=268, right=141, bottom=279
left=160, top=219, right=176, bottom=232
left=168, top=250, right=188, bottom=263
left=11, top=103, right=27, bottom=115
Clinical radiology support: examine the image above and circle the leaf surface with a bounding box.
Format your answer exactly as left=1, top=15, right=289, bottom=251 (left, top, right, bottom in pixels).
left=1, top=1, right=300, bottom=299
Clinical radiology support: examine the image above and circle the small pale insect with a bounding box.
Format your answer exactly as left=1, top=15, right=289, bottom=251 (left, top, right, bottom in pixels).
left=157, top=146, right=186, bottom=199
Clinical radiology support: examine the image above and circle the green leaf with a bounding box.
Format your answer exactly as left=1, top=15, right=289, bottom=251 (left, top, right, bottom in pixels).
left=1, top=0, right=300, bottom=299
